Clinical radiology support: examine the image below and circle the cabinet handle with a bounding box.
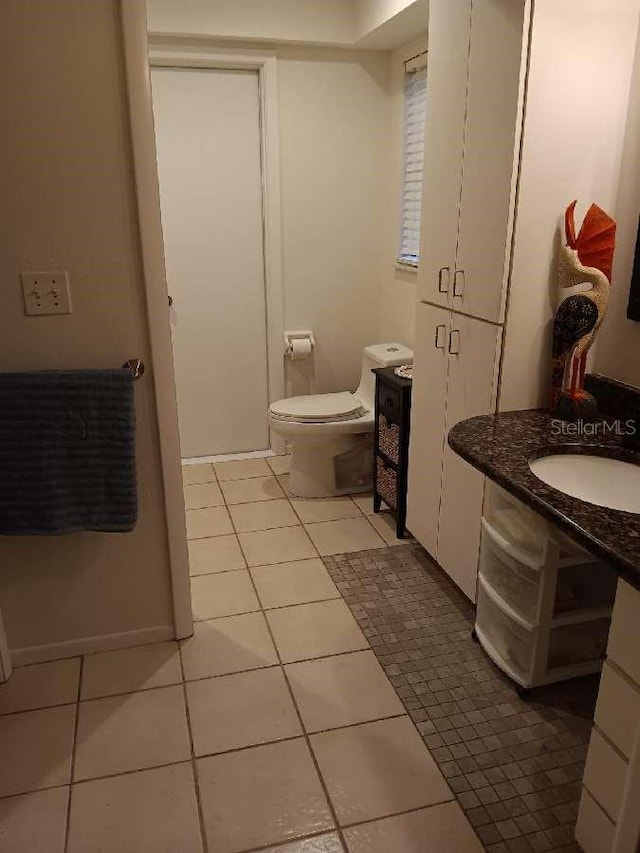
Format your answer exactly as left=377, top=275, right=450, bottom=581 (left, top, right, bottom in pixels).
left=448, top=329, right=461, bottom=355
left=434, top=324, right=446, bottom=350
left=453, top=269, right=465, bottom=298
left=437, top=266, right=450, bottom=294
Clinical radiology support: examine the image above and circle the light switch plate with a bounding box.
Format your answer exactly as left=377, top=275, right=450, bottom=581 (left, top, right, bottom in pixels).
left=20, top=271, right=72, bottom=316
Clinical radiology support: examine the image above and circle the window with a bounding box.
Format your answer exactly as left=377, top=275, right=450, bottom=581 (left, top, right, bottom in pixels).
left=398, top=58, right=427, bottom=268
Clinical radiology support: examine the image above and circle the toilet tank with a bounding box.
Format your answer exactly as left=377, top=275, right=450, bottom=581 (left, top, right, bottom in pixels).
left=355, top=343, right=414, bottom=408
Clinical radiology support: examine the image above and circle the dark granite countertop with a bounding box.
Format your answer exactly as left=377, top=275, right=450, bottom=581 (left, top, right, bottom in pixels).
left=448, top=408, right=640, bottom=588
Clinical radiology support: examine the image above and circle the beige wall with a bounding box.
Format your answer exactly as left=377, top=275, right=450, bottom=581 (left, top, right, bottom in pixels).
left=377, top=33, right=428, bottom=350
left=148, top=0, right=355, bottom=45
left=594, top=28, right=640, bottom=388
left=499, top=0, right=640, bottom=411
left=0, top=0, right=174, bottom=654
left=276, top=45, right=392, bottom=395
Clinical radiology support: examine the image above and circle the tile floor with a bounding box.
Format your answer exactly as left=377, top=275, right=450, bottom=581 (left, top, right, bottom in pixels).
left=325, top=545, right=599, bottom=853
left=0, top=455, right=595, bottom=851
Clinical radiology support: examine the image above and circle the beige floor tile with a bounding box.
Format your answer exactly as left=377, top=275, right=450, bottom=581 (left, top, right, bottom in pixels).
left=0, top=705, right=75, bottom=797
left=291, top=497, right=362, bottom=524
left=74, top=685, right=190, bottom=781
left=266, top=600, right=368, bottom=664
left=267, top=454, right=292, bottom=476
left=221, top=475, right=285, bottom=505
left=261, top=835, right=343, bottom=853
left=67, top=763, right=202, bottom=853
left=230, top=498, right=299, bottom=533
left=182, top=462, right=215, bottom=485
left=191, top=570, right=259, bottom=620
left=239, top=526, right=317, bottom=567
left=286, top=651, right=404, bottom=733
left=367, top=511, right=413, bottom=546
left=187, top=668, right=301, bottom=756
left=343, top=802, right=483, bottom=853
left=214, top=457, right=271, bottom=481
left=310, top=716, right=452, bottom=825
left=188, top=534, right=246, bottom=575
left=277, top=474, right=291, bottom=495
left=197, top=738, right=333, bottom=853
left=0, top=658, right=80, bottom=715
left=0, top=787, right=69, bottom=853
left=305, top=518, right=385, bottom=557
left=183, top=481, right=224, bottom=510
left=180, top=613, right=279, bottom=681
left=81, top=642, right=182, bottom=700
left=350, top=493, right=374, bottom=516
left=186, top=506, right=233, bottom=539
left=251, top=558, right=339, bottom=609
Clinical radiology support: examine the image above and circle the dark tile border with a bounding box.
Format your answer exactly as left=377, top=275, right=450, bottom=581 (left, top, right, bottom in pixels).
left=322, top=544, right=597, bottom=853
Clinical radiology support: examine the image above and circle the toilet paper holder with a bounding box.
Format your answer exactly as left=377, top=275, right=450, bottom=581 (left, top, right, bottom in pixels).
left=284, top=330, right=315, bottom=357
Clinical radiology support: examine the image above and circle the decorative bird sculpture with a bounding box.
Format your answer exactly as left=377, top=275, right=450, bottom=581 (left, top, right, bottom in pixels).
left=551, top=200, right=616, bottom=419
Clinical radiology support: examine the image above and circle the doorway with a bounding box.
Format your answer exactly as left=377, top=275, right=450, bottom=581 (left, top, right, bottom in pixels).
left=150, top=58, right=283, bottom=458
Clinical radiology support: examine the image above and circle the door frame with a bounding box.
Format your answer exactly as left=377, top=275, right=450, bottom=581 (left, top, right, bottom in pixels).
left=117, top=2, right=286, bottom=639
left=148, top=38, right=286, bottom=433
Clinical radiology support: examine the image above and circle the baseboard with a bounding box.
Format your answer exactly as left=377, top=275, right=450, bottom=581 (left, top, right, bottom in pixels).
left=10, top=624, right=175, bottom=667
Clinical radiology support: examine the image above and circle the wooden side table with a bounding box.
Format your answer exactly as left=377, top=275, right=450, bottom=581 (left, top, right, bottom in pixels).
left=372, top=366, right=412, bottom=538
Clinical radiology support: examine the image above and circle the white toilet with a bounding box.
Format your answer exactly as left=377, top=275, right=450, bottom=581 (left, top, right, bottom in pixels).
left=268, top=343, right=414, bottom=498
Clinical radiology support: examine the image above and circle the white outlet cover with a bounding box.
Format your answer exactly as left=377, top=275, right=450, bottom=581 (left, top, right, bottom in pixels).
left=20, top=271, right=72, bottom=316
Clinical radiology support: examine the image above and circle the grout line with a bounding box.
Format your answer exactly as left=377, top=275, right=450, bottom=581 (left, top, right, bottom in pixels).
left=178, top=646, right=210, bottom=853
left=62, top=655, right=84, bottom=852
left=241, top=562, right=350, bottom=853
left=0, top=699, right=80, bottom=719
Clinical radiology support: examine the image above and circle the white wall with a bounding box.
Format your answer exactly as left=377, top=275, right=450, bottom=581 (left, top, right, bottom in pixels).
left=148, top=0, right=428, bottom=50
left=0, top=0, right=174, bottom=655
left=355, top=0, right=429, bottom=49
left=377, top=33, right=427, bottom=350
left=594, top=28, right=640, bottom=389
left=148, top=0, right=355, bottom=45
left=499, top=0, right=640, bottom=411
left=275, top=45, right=392, bottom=395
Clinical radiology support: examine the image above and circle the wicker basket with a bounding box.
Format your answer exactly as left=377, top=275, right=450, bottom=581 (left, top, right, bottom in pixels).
left=378, top=415, right=399, bottom=464
left=376, top=457, right=397, bottom=509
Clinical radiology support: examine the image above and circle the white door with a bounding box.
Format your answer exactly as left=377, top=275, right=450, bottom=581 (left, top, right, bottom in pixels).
left=455, top=0, right=528, bottom=323
left=417, top=0, right=472, bottom=309
left=406, top=302, right=451, bottom=559
left=437, top=314, right=502, bottom=601
left=151, top=67, right=270, bottom=457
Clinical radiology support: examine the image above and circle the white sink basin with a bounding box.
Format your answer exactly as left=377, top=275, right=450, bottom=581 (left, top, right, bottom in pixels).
left=529, top=453, right=640, bottom=514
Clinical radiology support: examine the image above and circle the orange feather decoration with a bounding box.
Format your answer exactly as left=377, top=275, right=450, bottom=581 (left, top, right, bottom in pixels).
left=564, top=199, right=617, bottom=283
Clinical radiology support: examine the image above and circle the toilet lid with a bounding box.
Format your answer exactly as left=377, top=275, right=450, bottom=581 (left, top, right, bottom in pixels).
left=269, top=392, right=366, bottom=423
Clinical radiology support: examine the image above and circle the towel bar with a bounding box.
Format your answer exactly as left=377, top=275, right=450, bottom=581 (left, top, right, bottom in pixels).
left=122, top=359, right=145, bottom=381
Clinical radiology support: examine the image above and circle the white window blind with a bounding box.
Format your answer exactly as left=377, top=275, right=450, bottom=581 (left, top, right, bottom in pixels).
left=398, top=65, right=427, bottom=267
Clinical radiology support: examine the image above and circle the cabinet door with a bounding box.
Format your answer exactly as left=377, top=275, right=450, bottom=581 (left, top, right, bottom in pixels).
left=454, top=0, right=529, bottom=323
left=437, top=314, right=502, bottom=601
left=417, top=0, right=472, bottom=309
left=406, top=303, right=450, bottom=558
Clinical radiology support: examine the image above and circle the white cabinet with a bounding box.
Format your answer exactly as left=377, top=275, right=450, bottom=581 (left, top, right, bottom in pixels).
left=407, top=303, right=501, bottom=601
left=418, top=0, right=528, bottom=324
left=417, top=0, right=471, bottom=313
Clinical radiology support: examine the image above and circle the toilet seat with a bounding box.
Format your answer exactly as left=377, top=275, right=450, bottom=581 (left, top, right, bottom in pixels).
left=268, top=392, right=365, bottom=424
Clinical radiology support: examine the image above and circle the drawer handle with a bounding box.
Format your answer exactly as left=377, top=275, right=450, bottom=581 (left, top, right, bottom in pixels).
left=448, top=329, right=461, bottom=355
left=434, top=324, right=446, bottom=350
left=438, top=266, right=450, bottom=294
left=453, top=269, right=465, bottom=298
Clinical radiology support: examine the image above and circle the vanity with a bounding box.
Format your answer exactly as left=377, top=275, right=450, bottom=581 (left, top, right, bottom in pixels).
left=448, top=375, right=640, bottom=853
